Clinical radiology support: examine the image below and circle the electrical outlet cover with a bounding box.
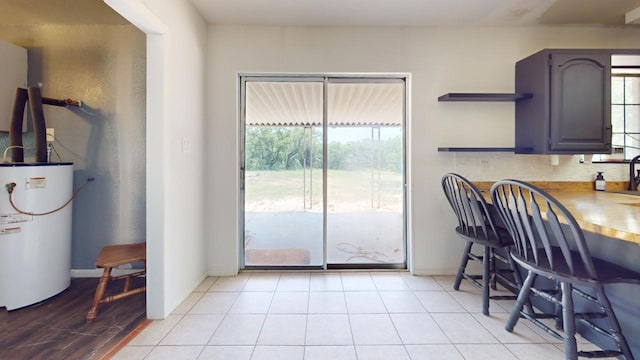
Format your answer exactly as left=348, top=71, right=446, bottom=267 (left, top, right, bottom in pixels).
left=46, top=128, right=54, bottom=142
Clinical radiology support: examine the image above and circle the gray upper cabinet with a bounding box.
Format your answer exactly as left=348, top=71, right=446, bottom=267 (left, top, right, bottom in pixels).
left=515, top=49, right=612, bottom=154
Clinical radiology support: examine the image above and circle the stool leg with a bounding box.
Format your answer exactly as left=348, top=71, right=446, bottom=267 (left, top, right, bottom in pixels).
left=507, top=254, right=535, bottom=316
left=561, top=282, right=578, bottom=360
left=489, top=247, right=497, bottom=290
left=506, top=270, right=535, bottom=332
left=87, top=267, right=112, bottom=322
left=124, top=275, right=131, bottom=292
left=554, top=280, right=564, bottom=331
left=482, top=245, right=490, bottom=315
left=454, top=241, right=473, bottom=290
left=596, top=286, right=634, bottom=360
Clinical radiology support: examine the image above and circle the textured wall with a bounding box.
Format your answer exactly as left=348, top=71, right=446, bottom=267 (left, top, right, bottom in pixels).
left=0, top=24, right=146, bottom=268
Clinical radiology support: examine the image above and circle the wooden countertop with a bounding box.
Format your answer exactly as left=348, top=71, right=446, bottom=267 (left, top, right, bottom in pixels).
left=475, top=181, right=640, bottom=245
left=544, top=191, right=640, bottom=244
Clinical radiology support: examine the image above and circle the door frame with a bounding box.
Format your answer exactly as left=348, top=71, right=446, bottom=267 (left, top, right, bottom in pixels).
left=238, top=73, right=410, bottom=270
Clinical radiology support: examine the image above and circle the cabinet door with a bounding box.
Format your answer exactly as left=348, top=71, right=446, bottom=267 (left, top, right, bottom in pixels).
left=549, top=53, right=611, bottom=153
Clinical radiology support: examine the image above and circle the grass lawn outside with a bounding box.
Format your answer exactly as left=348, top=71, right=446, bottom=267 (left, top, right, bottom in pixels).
left=245, top=169, right=403, bottom=212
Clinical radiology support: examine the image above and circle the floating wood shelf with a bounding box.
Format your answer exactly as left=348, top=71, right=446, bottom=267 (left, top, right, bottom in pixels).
left=438, top=93, right=532, bottom=102
left=438, top=147, right=534, bottom=153
left=438, top=147, right=516, bottom=152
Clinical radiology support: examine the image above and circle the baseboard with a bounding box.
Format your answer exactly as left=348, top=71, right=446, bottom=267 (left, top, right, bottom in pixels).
left=410, top=268, right=458, bottom=276
left=207, top=270, right=240, bottom=277
left=76, top=268, right=455, bottom=278
left=71, top=268, right=144, bottom=278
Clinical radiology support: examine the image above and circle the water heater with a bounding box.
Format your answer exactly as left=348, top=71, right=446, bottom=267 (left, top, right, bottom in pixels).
left=0, top=163, right=73, bottom=310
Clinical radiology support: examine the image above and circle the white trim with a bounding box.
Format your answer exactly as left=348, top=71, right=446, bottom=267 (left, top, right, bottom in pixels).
left=71, top=268, right=145, bottom=278
left=404, top=74, right=413, bottom=273
left=102, top=0, right=167, bottom=319
left=410, top=267, right=459, bottom=276
left=103, top=0, right=167, bottom=34
left=238, top=73, right=410, bottom=270
left=238, top=72, right=411, bottom=81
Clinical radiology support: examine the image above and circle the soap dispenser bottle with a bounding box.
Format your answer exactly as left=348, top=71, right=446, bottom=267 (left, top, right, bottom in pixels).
left=595, top=172, right=606, bottom=191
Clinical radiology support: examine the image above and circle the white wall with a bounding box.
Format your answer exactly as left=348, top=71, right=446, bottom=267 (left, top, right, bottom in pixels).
left=148, top=0, right=207, bottom=318
left=117, top=0, right=208, bottom=318
left=206, top=25, right=640, bottom=276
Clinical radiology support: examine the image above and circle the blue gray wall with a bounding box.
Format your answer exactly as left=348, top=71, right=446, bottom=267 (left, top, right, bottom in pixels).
left=0, top=24, right=146, bottom=268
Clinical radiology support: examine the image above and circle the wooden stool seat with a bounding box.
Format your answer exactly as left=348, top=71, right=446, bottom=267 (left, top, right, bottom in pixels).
left=86, top=243, right=146, bottom=322
left=96, top=243, right=146, bottom=268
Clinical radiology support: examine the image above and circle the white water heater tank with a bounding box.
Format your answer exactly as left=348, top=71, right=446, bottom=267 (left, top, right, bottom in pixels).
left=0, top=163, right=73, bottom=310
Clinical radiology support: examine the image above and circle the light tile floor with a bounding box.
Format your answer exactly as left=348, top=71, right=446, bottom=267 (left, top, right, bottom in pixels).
left=112, top=272, right=599, bottom=360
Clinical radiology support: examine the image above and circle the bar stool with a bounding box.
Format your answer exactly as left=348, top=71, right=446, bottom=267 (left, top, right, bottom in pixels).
left=86, top=243, right=146, bottom=322
left=491, top=179, right=640, bottom=359
left=441, top=173, right=523, bottom=315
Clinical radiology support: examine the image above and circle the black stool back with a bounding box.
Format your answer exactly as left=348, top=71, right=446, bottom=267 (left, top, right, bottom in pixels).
left=491, top=179, right=638, bottom=359
left=441, top=173, right=521, bottom=315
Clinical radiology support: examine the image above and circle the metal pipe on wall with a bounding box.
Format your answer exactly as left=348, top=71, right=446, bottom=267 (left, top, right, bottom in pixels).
left=8, top=88, right=28, bottom=163
left=7, top=86, right=82, bottom=163
left=27, top=86, right=48, bottom=163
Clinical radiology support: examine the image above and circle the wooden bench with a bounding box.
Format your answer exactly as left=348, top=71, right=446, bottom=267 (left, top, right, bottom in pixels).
left=86, top=243, right=146, bottom=322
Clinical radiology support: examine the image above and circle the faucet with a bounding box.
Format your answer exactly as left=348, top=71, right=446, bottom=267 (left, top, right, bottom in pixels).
left=629, top=155, right=640, bottom=191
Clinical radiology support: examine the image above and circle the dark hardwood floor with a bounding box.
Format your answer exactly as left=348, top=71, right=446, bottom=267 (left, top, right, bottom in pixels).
left=1, top=277, right=147, bottom=360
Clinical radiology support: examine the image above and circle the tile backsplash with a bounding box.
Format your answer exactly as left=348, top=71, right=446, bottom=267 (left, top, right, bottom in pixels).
left=451, top=152, right=627, bottom=182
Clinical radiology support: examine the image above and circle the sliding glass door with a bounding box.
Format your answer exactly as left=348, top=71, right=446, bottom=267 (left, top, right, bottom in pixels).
left=241, top=75, right=406, bottom=269
left=326, top=81, right=405, bottom=265
left=242, top=80, right=325, bottom=266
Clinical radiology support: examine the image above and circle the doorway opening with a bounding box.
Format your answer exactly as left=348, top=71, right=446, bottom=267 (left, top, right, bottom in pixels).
left=240, top=75, right=407, bottom=270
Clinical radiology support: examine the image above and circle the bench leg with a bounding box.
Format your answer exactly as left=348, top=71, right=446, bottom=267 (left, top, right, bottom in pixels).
left=87, top=267, right=112, bottom=322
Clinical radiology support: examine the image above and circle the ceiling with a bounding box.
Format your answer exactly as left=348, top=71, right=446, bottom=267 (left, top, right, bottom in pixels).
left=191, top=0, right=640, bottom=27
left=0, top=0, right=639, bottom=27
left=0, top=0, right=128, bottom=25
